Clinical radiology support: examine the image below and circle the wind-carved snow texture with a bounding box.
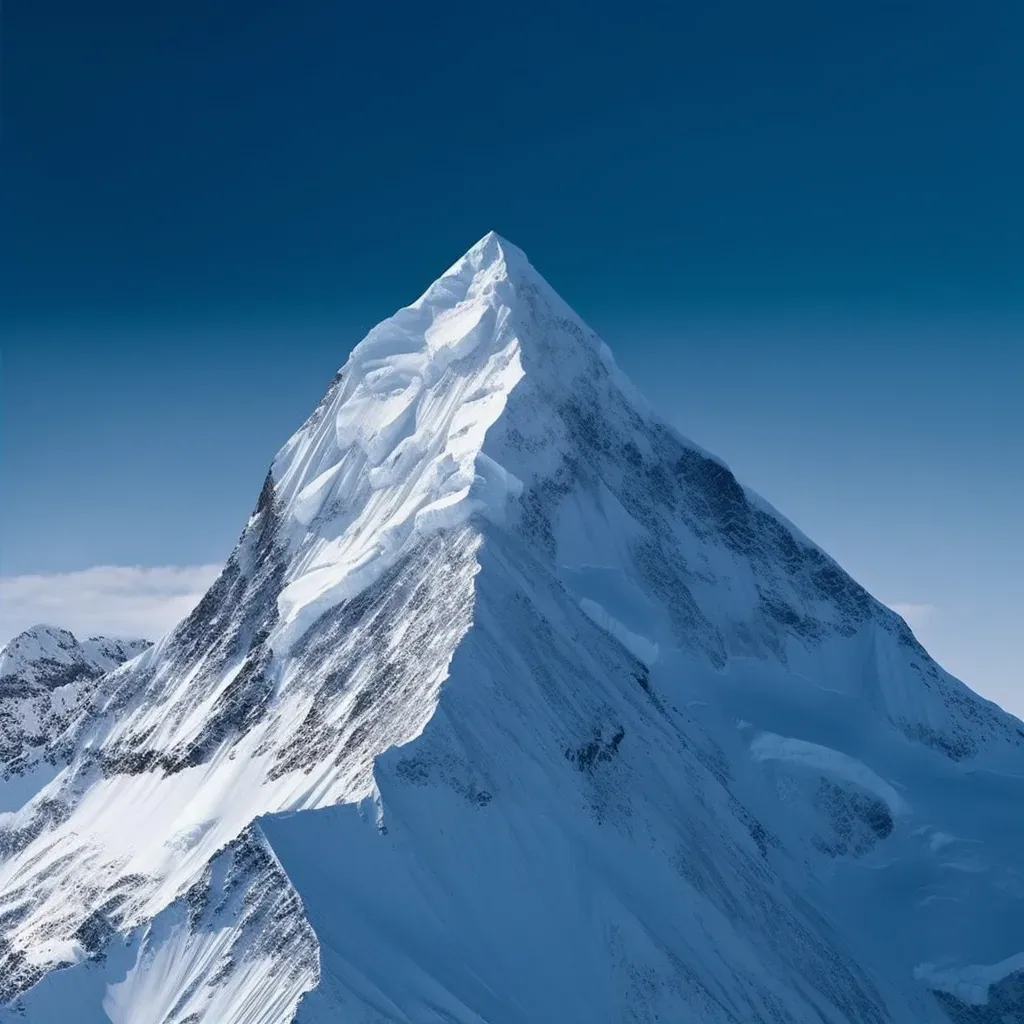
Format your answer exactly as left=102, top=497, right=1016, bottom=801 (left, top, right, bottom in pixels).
left=2, top=232, right=1024, bottom=1022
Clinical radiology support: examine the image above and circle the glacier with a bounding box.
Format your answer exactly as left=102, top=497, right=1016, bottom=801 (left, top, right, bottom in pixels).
left=1, top=232, right=1023, bottom=1023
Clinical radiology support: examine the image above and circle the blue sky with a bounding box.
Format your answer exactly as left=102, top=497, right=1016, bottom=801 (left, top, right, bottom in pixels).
left=2, top=1, right=1021, bottom=713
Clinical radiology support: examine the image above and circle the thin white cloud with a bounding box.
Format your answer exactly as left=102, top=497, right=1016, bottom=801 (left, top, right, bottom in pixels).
left=0, top=564, right=222, bottom=644
left=888, top=602, right=936, bottom=638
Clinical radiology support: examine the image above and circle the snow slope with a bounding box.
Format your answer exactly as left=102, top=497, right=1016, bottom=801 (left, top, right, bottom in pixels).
left=2, top=233, right=1023, bottom=1023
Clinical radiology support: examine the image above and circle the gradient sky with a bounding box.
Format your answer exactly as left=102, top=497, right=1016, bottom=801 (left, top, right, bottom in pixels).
left=2, top=2, right=1021, bottom=713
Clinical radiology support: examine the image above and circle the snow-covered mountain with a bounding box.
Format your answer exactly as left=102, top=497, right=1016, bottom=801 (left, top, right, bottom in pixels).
left=0, top=626, right=149, bottom=695
left=2, top=233, right=1023, bottom=1023
left=0, top=626, right=150, bottom=803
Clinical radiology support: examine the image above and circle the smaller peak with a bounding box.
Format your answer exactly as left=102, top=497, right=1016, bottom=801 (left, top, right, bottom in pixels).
left=1, top=625, right=82, bottom=681
left=11, top=624, right=76, bottom=644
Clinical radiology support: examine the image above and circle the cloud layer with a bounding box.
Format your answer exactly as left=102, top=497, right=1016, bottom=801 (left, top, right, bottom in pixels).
left=0, top=564, right=222, bottom=644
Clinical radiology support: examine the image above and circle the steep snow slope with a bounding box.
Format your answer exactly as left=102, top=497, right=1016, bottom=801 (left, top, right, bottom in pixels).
left=2, top=234, right=1023, bottom=1023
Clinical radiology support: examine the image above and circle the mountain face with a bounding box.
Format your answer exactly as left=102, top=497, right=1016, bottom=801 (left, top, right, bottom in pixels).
left=0, top=627, right=150, bottom=796
left=0, top=626, right=149, bottom=696
left=3, top=234, right=1023, bottom=1024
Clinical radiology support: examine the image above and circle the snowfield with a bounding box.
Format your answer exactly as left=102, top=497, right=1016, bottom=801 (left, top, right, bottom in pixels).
left=2, top=233, right=1023, bottom=1023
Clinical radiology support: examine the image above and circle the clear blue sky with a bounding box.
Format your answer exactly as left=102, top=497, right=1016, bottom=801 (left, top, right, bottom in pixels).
left=2, top=1, right=1021, bottom=713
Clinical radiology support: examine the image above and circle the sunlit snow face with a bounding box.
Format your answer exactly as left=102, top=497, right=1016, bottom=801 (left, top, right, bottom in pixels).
left=270, top=243, right=526, bottom=654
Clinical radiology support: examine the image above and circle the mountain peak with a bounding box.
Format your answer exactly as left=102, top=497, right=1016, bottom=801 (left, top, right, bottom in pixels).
left=449, top=229, right=529, bottom=276
left=4, top=236, right=1023, bottom=1022
left=1, top=624, right=82, bottom=677
left=0, top=624, right=150, bottom=691
left=267, top=231, right=630, bottom=650
left=0, top=625, right=152, bottom=793
left=12, top=623, right=74, bottom=642
left=419, top=231, right=576, bottom=346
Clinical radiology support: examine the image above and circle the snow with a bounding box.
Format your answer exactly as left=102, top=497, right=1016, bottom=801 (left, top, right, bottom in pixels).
left=914, top=952, right=1024, bottom=1005
left=0, top=627, right=151, bottom=818
left=271, top=239, right=528, bottom=653
left=749, top=730, right=910, bottom=816
left=0, top=625, right=148, bottom=691
left=2, top=232, right=1023, bottom=1024
left=103, top=856, right=314, bottom=1024
left=926, top=830, right=958, bottom=852
left=579, top=598, right=659, bottom=666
